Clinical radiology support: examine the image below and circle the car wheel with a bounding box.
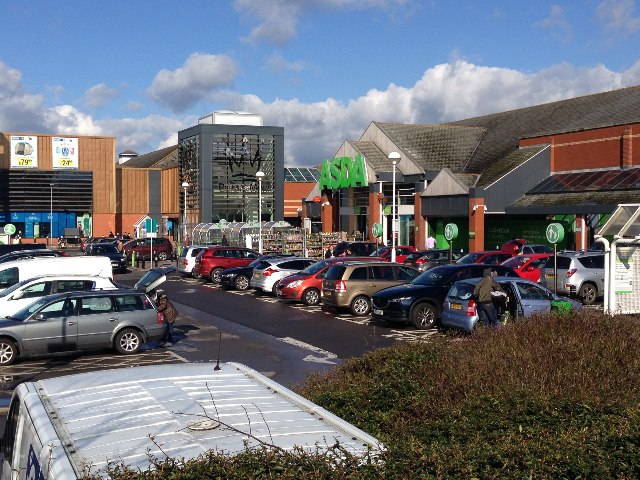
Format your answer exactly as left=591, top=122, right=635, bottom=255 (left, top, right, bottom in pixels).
left=114, top=328, right=143, bottom=355
left=158, top=251, right=168, bottom=261
left=234, top=275, right=249, bottom=291
left=191, top=270, right=201, bottom=279
left=410, top=303, right=437, bottom=330
left=0, top=339, right=18, bottom=365
left=210, top=268, right=223, bottom=283
left=271, top=280, right=281, bottom=296
left=350, top=295, right=371, bottom=316
left=578, top=283, right=597, bottom=305
left=302, top=288, right=321, bottom=306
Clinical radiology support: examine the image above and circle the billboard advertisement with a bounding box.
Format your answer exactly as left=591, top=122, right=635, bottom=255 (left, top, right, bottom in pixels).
left=10, top=135, right=38, bottom=168
left=52, top=137, right=78, bottom=169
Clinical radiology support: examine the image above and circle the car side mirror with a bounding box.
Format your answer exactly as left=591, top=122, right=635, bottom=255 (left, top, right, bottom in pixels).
left=33, top=313, right=47, bottom=321
left=11, top=291, right=24, bottom=300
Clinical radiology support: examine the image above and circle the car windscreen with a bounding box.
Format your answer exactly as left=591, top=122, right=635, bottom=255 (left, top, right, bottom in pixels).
left=8, top=295, right=52, bottom=320
left=299, top=260, right=327, bottom=275
left=324, top=265, right=347, bottom=281
left=456, top=253, right=483, bottom=264
left=0, top=278, right=34, bottom=298
left=372, top=248, right=389, bottom=256
left=448, top=282, right=475, bottom=300
left=412, top=266, right=452, bottom=285
left=502, top=256, right=530, bottom=268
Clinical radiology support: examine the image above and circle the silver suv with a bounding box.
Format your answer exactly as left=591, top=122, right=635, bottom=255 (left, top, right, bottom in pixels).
left=539, top=252, right=605, bottom=305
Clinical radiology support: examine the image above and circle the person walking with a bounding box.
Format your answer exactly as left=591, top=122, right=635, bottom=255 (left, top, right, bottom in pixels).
left=473, top=268, right=503, bottom=327
left=426, top=234, right=436, bottom=249
left=324, top=246, right=333, bottom=259
left=221, top=234, right=229, bottom=246
left=157, top=291, right=178, bottom=346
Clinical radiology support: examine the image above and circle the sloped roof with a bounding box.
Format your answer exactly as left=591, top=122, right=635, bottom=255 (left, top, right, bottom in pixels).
left=119, top=145, right=178, bottom=169
left=476, top=144, right=548, bottom=187
left=508, top=190, right=640, bottom=213
left=349, top=140, right=392, bottom=173
left=373, top=122, right=486, bottom=172
left=448, top=85, right=640, bottom=176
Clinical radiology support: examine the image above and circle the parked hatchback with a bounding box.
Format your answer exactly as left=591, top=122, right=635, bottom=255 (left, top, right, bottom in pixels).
left=220, top=254, right=294, bottom=291
left=122, top=238, right=174, bottom=261
left=371, top=246, right=416, bottom=263
left=371, top=264, right=518, bottom=329
left=250, top=257, right=317, bottom=295
left=500, top=253, right=552, bottom=282
left=441, top=276, right=582, bottom=332
left=322, top=262, right=420, bottom=316
left=194, top=247, right=260, bottom=283
left=176, top=245, right=208, bottom=278
left=0, top=288, right=165, bottom=365
left=539, top=251, right=605, bottom=304
left=277, top=256, right=382, bottom=306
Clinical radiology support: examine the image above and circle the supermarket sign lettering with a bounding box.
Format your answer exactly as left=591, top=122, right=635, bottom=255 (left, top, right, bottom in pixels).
left=319, top=155, right=367, bottom=190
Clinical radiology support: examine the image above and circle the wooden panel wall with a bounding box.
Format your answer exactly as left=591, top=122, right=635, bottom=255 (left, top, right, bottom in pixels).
left=119, top=169, right=149, bottom=212
left=162, top=166, right=179, bottom=216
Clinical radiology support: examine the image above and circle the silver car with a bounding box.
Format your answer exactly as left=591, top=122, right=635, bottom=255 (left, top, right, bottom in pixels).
left=176, top=245, right=207, bottom=277
left=441, top=276, right=582, bottom=333
left=250, top=257, right=317, bottom=295
left=539, top=251, right=605, bottom=304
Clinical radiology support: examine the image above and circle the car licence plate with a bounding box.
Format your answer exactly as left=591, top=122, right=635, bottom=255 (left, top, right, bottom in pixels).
left=254, top=272, right=260, bottom=278
left=451, top=303, right=462, bottom=310
left=545, top=273, right=554, bottom=279
left=373, top=309, right=383, bottom=316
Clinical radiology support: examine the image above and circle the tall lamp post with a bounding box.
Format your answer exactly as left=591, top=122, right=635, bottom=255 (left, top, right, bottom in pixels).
left=256, top=171, right=265, bottom=254
left=181, top=182, right=189, bottom=244
left=388, top=152, right=400, bottom=262
left=49, top=183, right=54, bottom=247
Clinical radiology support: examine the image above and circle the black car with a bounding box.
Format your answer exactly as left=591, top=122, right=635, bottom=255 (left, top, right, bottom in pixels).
left=85, top=243, right=128, bottom=273
left=371, top=264, right=518, bottom=330
left=0, top=249, right=65, bottom=264
left=332, top=241, right=378, bottom=257
left=219, top=254, right=295, bottom=291
left=403, top=248, right=466, bottom=272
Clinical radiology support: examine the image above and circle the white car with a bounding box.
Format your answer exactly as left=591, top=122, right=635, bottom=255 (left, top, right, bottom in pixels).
left=250, top=257, right=316, bottom=295
left=0, top=275, right=117, bottom=318
left=176, top=245, right=208, bottom=277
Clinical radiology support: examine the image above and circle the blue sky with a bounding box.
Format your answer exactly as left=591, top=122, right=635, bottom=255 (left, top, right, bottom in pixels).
left=2, top=0, right=640, bottom=166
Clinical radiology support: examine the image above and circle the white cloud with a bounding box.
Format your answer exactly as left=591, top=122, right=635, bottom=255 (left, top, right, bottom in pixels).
left=147, top=53, right=237, bottom=113
left=535, top=4, right=573, bottom=44
left=97, top=115, right=186, bottom=154
left=265, top=53, right=308, bottom=73
left=83, top=83, right=119, bottom=109
left=596, top=0, right=640, bottom=32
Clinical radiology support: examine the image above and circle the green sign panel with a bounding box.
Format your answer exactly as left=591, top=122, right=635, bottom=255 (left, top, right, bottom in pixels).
left=145, top=218, right=158, bottom=232
left=372, top=223, right=383, bottom=238
left=3, top=224, right=16, bottom=235
left=319, top=155, right=367, bottom=190
left=545, top=223, right=565, bottom=244
left=444, top=223, right=459, bottom=241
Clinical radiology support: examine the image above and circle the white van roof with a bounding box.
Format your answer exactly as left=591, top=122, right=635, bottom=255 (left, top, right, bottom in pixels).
left=18, top=362, right=381, bottom=477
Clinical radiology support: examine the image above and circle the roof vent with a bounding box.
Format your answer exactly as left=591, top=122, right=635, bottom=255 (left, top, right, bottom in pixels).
left=188, top=419, right=222, bottom=431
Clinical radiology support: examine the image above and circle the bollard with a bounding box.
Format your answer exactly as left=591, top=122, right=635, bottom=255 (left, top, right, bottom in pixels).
left=154, top=254, right=159, bottom=268
left=141, top=256, right=146, bottom=269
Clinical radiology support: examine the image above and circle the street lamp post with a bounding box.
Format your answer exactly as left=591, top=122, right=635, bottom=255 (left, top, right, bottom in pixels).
left=49, top=183, right=54, bottom=247
left=389, top=152, right=400, bottom=263
left=181, top=182, right=189, bottom=244
left=256, top=171, right=265, bottom=254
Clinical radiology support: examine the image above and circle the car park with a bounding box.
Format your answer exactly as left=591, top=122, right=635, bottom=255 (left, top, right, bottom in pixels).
left=539, top=251, right=605, bottom=304
left=500, top=253, right=552, bottom=282
left=0, top=275, right=118, bottom=318
left=84, top=242, right=128, bottom=273
left=371, top=245, right=416, bottom=263
left=371, top=264, right=518, bottom=329
left=332, top=241, right=378, bottom=257
left=456, top=250, right=514, bottom=265
left=219, top=253, right=294, bottom=291
left=404, top=248, right=465, bottom=272
left=176, top=245, right=208, bottom=277
left=122, top=238, right=174, bottom=261
left=0, top=287, right=165, bottom=365
left=440, top=276, right=582, bottom=333
left=277, top=256, right=382, bottom=306
left=322, top=261, right=420, bottom=316
left=250, top=257, right=317, bottom=295
left=0, top=249, right=66, bottom=264
left=501, top=239, right=553, bottom=255
left=194, top=246, right=260, bottom=283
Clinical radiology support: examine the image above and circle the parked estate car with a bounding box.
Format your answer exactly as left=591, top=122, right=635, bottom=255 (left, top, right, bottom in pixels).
left=371, top=264, right=518, bottom=329
left=539, top=251, right=605, bottom=304
left=404, top=249, right=465, bottom=272
left=332, top=241, right=378, bottom=257
left=322, top=261, right=420, bottom=316
left=176, top=245, right=208, bottom=278
left=250, top=257, right=317, bottom=295
left=0, top=286, right=165, bottom=365
left=456, top=250, right=514, bottom=265
left=84, top=242, right=128, bottom=273
left=0, top=249, right=66, bottom=264
left=500, top=253, right=553, bottom=282
left=219, top=254, right=294, bottom=291
left=122, top=238, right=174, bottom=261
left=194, top=246, right=260, bottom=283
left=277, top=256, right=382, bottom=306
left=0, top=275, right=118, bottom=318
left=371, top=246, right=416, bottom=263
left=440, top=276, right=582, bottom=332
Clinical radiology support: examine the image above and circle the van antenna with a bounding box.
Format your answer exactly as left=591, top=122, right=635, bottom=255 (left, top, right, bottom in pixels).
left=214, top=332, right=222, bottom=371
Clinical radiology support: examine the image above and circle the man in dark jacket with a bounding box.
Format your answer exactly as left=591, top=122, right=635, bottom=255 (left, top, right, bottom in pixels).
left=473, top=268, right=503, bottom=327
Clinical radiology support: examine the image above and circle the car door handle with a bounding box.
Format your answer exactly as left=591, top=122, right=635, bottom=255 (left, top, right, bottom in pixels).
left=67, top=321, right=76, bottom=326
left=109, top=317, right=117, bottom=322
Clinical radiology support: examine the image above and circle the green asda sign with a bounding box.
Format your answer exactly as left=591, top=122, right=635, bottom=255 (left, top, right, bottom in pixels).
left=319, top=155, right=367, bottom=190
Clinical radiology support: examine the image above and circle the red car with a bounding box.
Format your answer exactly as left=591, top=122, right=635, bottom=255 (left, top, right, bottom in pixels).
left=372, top=246, right=417, bottom=263
left=501, top=253, right=552, bottom=282
left=456, top=250, right=515, bottom=265
left=276, top=256, right=382, bottom=306
left=194, top=246, right=260, bottom=283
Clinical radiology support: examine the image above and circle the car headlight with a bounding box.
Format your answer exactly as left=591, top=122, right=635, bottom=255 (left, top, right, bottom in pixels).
left=388, top=297, right=412, bottom=303
left=285, top=280, right=303, bottom=288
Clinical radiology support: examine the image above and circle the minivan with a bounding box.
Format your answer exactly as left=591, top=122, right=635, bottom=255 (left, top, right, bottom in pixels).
left=0, top=256, right=113, bottom=292
left=322, top=261, right=420, bottom=316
